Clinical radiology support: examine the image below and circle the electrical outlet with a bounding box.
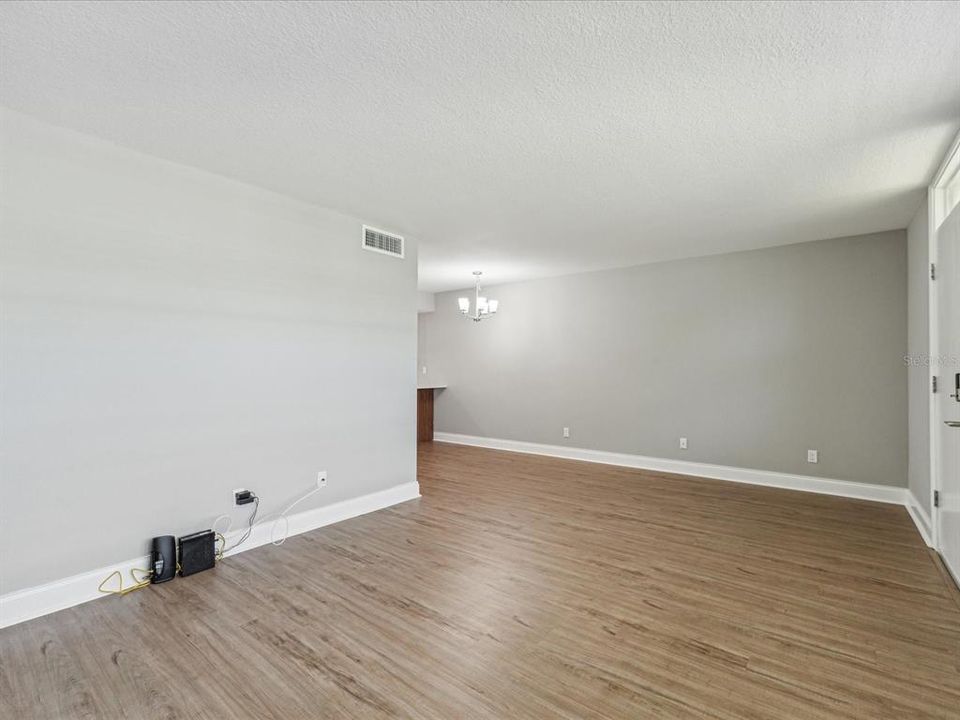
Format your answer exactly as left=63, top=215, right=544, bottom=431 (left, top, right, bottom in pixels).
left=679, top=437, right=688, bottom=450
left=807, top=449, right=818, bottom=464
left=421, top=365, right=427, bottom=375
left=562, top=427, right=570, bottom=438
left=317, top=471, right=327, bottom=488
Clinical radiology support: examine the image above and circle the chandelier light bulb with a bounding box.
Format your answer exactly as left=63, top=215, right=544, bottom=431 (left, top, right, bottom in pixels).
left=457, top=271, right=499, bottom=322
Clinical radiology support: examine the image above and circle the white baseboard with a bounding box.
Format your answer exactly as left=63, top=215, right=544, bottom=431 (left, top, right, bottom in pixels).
left=435, top=432, right=907, bottom=505
left=905, top=491, right=934, bottom=547
left=0, top=554, right=155, bottom=631
left=942, top=550, right=960, bottom=593
left=435, top=434, right=949, bottom=547
left=1, top=439, right=939, bottom=628
left=0, top=481, right=420, bottom=629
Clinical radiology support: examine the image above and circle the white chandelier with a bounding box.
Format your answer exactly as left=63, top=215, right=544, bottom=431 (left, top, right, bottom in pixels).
left=458, top=271, right=499, bottom=322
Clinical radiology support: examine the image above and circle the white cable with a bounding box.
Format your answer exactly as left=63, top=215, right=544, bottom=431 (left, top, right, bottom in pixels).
left=221, top=496, right=259, bottom=553
left=212, top=514, right=233, bottom=536
left=268, top=486, right=321, bottom=545
left=214, top=484, right=321, bottom=553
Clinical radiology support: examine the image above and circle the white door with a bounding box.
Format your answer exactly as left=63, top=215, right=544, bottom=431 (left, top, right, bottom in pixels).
left=937, top=201, right=960, bottom=586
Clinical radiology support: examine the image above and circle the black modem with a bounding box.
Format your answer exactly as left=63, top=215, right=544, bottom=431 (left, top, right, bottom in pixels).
left=178, top=530, right=217, bottom=577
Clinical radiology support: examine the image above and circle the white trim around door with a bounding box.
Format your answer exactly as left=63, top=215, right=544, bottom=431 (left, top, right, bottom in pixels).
left=928, top=130, right=960, bottom=551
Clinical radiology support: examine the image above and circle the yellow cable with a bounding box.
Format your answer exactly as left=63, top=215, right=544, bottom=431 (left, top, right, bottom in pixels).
left=101, top=532, right=225, bottom=595
left=98, top=567, right=152, bottom=596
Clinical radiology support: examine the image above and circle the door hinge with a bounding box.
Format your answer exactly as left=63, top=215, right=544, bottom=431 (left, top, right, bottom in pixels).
left=934, top=490, right=940, bottom=508
left=931, top=263, right=936, bottom=280
left=933, top=376, right=938, bottom=393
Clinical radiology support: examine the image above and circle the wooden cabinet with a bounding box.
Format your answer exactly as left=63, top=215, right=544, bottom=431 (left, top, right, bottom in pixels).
left=417, top=388, right=435, bottom=442
left=417, top=385, right=445, bottom=442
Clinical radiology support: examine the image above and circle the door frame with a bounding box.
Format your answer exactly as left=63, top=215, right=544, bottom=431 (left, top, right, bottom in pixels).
left=928, top=131, right=960, bottom=552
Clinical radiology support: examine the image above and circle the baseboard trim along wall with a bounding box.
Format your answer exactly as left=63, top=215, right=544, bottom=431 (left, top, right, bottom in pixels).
left=906, top=491, right=934, bottom=548
left=0, top=438, right=935, bottom=630
left=435, top=432, right=905, bottom=502
left=0, top=481, right=421, bottom=629
left=434, top=433, right=930, bottom=542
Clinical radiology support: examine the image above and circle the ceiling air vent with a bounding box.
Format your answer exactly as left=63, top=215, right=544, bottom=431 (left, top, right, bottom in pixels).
left=362, top=225, right=405, bottom=258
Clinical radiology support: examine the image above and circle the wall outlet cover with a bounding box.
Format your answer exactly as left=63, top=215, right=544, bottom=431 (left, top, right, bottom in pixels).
left=562, top=427, right=570, bottom=438
left=317, top=471, right=327, bottom=488
left=807, top=449, right=819, bottom=464
left=679, top=437, right=688, bottom=449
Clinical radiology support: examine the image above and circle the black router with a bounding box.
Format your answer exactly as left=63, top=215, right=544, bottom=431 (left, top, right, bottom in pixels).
left=150, top=536, right=177, bottom=583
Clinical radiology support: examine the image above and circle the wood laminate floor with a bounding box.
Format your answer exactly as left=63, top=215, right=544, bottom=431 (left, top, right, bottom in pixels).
left=2, top=442, right=959, bottom=719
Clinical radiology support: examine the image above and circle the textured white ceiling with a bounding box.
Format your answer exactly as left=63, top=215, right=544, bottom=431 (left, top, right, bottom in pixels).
left=2, top=1, right=959, bottom=292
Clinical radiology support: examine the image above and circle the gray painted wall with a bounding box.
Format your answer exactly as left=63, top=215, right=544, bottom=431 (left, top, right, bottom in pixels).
left=422, top=232, right=908, bottom=487
left=0, top=111, right=418, bottom=593
left=417, top=313, right=430, bottom=379
left=907, top=197, right=932, bottom=513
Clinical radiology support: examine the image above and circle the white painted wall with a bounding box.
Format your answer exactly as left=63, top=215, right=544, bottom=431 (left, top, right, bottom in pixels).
left=417, top=291, right=435, bottom=313
left=907, top=196, right=932, bottom=515
left=0, top=110, right=418, bottom=595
